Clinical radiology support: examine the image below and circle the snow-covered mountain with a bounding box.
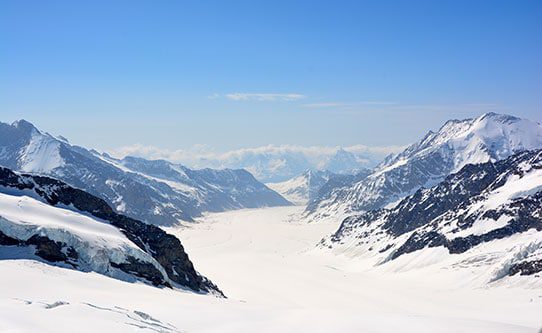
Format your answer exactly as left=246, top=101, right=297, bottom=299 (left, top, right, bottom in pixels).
left=306, top=169, right=372, bottom=213
left=266, top=170, right=335, bottom=205
left=324, top=148, right=363, bottom=174
left=306, top=113, right=542, bottom=219
left=0, top=167, right=222, bottom=295
left=320, top=149, right=542, bottom=282
left=0, top=120, right=290, bottom=225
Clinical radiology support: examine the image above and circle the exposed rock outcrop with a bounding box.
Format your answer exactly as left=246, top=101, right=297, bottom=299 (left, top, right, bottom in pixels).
left=0, top=167, right=223, bottom=295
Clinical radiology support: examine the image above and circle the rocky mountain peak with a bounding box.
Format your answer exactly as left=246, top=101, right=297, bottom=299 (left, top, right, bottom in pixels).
left=307, top=113, right=542, bottom=218
left=11, top=119, right=38, bottom=133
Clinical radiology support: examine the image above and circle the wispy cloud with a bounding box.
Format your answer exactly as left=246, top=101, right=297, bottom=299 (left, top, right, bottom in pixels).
left=210, top=93, right=307, bottom=101
left=302, top=101, right=397, bottom=109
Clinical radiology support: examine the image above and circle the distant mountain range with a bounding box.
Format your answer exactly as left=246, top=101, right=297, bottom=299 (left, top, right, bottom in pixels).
left=0, top=120, right=290, bottom=226
left=116, top=144, right=396, bottom=183
left=306, top=113, right=542, bottom=220
left=195, top=146, right=378, bottom=183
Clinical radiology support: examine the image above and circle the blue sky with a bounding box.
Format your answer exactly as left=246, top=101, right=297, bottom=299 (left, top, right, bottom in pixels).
left=1, top=0, right=541, bottom=152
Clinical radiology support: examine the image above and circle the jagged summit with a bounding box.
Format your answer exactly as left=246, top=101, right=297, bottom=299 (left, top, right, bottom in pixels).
left=384, top=112, right=542, bottom=169
left=480, top=111, right=522, bottom=122
left=306, top=113, right=542, bottom=219
left=325, top=148, right=362, bottom=174
left=11, top=119, right=38, bottom=132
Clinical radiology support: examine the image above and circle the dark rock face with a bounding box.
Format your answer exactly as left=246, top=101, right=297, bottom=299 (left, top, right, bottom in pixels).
left=110, top=256, right=169, bottom=287
left=0, top=230, right=20, bottom=246
left=0, top=167, right=223, bottom=295
left=390, top=231, right=447, bottom=260
left=327, top=149, right=542, bottom=274
left=27, top=235, right=76, bottom=264
left=381, top=161, right=505, bottom=237
left=0, top=231, right=78, bottom=265
left=509, top=260, right=542, bottom=276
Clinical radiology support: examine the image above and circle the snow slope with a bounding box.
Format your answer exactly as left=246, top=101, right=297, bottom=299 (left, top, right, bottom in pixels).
left=2, top=207, right=540, bottom=332
left=0, top=192, right=167, bottom=282
left=18, top=130, right=65, bottom=173
left=266, top=170, right=334, bottom=205
left=320, top=149, right=542, bottom=284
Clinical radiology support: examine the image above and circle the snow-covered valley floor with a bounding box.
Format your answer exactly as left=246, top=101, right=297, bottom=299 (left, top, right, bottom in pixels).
left=1, top=206, right=541, bottom=332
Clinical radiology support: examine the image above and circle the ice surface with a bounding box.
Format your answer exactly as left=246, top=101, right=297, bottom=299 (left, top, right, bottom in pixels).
left=2, top=207, right=538, bottom=332
left=0, top=192, right=167, bottom=282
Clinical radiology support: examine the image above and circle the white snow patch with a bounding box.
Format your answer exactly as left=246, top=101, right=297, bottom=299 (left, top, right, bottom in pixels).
left=479, top=168, right=542, bottom=210
left=19, top=131, right=65, bottom=174
left=0, top=192, right=167, bottom=282
left=266, top=175, right=310, bottom=205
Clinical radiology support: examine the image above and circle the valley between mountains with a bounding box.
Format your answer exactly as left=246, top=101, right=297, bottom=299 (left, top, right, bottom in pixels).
left=1, top=207, right=541, bottom=333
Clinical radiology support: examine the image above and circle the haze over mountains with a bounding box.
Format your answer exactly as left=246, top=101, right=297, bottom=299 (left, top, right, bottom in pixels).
left=112, top=143, right=398, bottom=183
